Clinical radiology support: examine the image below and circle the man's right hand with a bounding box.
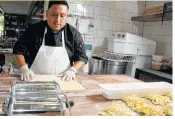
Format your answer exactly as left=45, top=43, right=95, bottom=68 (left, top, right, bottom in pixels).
left=20, top=64, right=35, bottom=81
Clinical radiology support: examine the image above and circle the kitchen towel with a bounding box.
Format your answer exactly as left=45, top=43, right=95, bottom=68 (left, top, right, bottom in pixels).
left=67, top=16, right=77, bottom=28
left=77, top=17, right=89, bottom=34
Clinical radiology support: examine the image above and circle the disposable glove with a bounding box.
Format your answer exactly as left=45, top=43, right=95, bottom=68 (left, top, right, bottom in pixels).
left=62, top=67, right=77, bottom=81
left=20, top=64, right=35, bottom=81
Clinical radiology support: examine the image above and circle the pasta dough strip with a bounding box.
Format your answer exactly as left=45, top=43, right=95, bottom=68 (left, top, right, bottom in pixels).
left=99, top=103, right=132, bottom=116
left=147, top=94, right=172, bottom=116
left=166, top=93, right=172, bottom=100
left=122, top=95, right=163, bottom=116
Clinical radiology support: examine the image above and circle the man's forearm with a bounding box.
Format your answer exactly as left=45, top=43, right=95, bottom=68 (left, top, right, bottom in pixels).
left=15, top=55, right=26, bottom=68
left=72, top=61, right=85, bottom=72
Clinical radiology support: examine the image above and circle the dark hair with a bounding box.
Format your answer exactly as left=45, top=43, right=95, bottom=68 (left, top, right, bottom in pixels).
left=48, top=0, right=69, bottom=10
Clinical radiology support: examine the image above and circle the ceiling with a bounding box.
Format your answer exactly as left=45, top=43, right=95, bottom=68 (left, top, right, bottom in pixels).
left=0, top=1, right=32, bottom=15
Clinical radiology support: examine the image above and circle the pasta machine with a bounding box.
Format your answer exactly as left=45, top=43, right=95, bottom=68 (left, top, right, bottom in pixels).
left=2, top=81, right=72, bottom=116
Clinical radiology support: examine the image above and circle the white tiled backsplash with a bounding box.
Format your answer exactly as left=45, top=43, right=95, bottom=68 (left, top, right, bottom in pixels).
left=68, top=1, right=172, bottom=57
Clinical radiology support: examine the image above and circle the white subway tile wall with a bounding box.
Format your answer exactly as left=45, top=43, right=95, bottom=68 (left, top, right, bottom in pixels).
left=83, top=5, right=94, bottom=14
left=75, top=3, right=84, bottom=13
left=68, top=1, right=172, bottom=56
left=143, top=1, right=172, bottom=56
left=68, top=1, right=146, bottom=54
left=97, top=30, right=105, bottom=38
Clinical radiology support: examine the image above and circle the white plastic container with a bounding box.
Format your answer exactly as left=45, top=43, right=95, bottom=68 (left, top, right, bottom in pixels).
left=151, top=61, right=162, bottom=70
left=99, top=82, right=172, bottom=100
left=152, top=55, right=170, bottom=63
left=151, top=61, right=169, bottom=70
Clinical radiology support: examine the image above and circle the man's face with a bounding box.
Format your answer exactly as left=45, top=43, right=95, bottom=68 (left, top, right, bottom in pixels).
left=46, top=4, right=68, bottom=32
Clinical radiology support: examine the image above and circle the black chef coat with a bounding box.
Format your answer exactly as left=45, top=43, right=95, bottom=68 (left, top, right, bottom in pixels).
left=13, top=20, right=88, bottom=68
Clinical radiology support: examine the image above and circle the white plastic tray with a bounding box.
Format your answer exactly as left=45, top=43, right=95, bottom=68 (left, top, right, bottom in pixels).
left=99, top=82, right=172, bottom=99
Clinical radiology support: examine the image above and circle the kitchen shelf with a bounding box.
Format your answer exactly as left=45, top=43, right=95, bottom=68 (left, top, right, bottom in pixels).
left=4, top=13, right=27, bottom=38
left=131, top=12, right=172, bottom=22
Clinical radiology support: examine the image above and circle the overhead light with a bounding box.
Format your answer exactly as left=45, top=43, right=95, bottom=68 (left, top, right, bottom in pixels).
left=15, top=29, right=19, bottom=32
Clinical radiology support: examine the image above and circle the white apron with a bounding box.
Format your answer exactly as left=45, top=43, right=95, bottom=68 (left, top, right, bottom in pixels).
left=30, top=27, right=70, bottom=75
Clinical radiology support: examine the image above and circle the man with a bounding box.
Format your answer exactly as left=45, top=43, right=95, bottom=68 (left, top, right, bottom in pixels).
left=13, top=1, right=88, bottom=81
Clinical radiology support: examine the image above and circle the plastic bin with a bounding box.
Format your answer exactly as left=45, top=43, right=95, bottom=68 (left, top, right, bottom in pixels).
left=99, top=82, right=172, bottom=100
left=151, top=61, right=169, bottom=70
left=151, top=61, right=161, bottom=70
left=152, top=55, right=169, bottom=63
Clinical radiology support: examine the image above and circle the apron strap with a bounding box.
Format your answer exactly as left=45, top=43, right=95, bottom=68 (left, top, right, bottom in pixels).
left=62, top=31, right=65, bottom=47
left=43, top=27, right=65, bottom=47
left=42, top=27, right=47, bottom=45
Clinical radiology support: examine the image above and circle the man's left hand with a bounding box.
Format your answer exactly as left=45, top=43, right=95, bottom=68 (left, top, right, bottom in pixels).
left=62, top=67, right=77, bottom=81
